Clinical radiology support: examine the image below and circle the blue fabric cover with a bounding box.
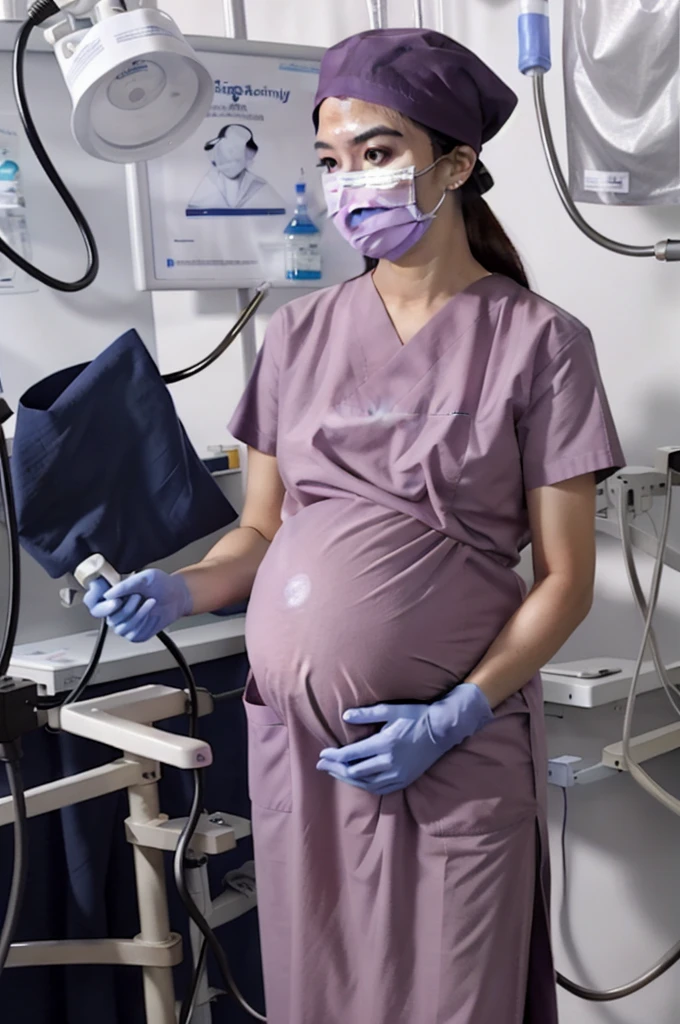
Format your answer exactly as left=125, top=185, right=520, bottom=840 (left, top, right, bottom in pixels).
left=11, top=330, right=237, bottom=579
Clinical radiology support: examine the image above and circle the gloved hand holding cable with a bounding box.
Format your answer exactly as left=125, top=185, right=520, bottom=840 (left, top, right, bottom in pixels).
left=82, top=504, right=275, bottom=641
left=84, top=570, right=194, bottom=643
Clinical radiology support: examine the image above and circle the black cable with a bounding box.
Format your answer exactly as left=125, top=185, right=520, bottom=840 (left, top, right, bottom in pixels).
left=183, top=934, right=208, bottom=1024
left=3, top=8, right=99, bottom=292
left=156, top=636, right=264, bottom=1022
left=174, top=768, right=266, bottom=1024
left=157, top=631, right=199, bottom=738
left=0, top=747, right=28, bottom=974
left=0, top=410, right=30, bottom=981
left=212, top=686, right=245, bottom=703
left=162, top=286, right=267, bottom=385
left=0, top=416, right=20, bottom=679
left=156, top=634, right=205, bottom=1024
left=62, top=619, right=108, bottom=706
left=34, top=619, right=108, bottom=715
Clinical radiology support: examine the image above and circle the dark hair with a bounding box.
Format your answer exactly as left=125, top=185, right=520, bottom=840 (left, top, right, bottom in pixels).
left=429, top=127, right=528, bottom=288
left=205, top=123, right=259, bottom=155
left=365, top=125, right=529, bottom=289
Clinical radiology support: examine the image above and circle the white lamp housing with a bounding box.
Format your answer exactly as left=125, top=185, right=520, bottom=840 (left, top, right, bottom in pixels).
left=49, top=3, right=212, bottom=163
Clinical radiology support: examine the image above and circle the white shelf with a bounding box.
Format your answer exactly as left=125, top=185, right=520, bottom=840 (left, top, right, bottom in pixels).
left=9, top=615, right=246, bottom=695
left=15, top=621, right=675, bottom=710
left=541, top=657, right=680, bottom=708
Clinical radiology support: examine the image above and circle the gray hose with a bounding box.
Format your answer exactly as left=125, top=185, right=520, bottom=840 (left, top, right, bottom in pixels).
left=558, top=941, right=680, bottom=1001
left=557, top=471, right=680, bottom=999
left=532, top=74, right=680, bottom=261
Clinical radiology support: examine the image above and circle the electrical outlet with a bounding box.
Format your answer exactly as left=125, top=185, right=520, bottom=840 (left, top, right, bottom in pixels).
left=655, top=446, right=680, bottom=483
left=607, top=466, right=668, bottom=516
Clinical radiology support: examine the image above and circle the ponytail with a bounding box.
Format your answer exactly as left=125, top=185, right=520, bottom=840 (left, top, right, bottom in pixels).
left=365, top=121, right=528, bottom=289
left=459, top=185, right=529, bottom=289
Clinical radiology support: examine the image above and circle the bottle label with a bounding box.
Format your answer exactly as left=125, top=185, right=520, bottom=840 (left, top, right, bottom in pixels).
left=285, top=240, right=322, bottom=278
left=0, top=116, right=37, bottom=294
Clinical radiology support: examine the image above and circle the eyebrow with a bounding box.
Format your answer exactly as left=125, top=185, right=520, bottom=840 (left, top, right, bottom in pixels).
left=314, top=125, right=404, bottom=151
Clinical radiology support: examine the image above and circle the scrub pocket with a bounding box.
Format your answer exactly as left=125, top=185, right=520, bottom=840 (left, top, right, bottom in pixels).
left=243, top=674, right=293, bottom=813
left=406, top=702, right=536, bottom=838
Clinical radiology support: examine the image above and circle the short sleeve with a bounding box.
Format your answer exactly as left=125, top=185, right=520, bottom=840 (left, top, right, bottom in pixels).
left=518, top=330, right=625, bottom=490
left=228, top=309, right=283, bottom=456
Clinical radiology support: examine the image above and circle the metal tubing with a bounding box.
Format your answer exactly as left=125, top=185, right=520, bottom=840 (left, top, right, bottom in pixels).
left=0, top=759, right=144, bottom=828
left=532, top=74, right=665, bottom=260
left=237, top=287, right=259, bottom=382
left=366, top=0, right=387, bottom=29
left=185, top=861, right=214, bottom=1023
left=6, top=935, right=181, bottom=969
left=128, top=779, right=178, bottom=1024
left=223, top=0, right=247, bottom=39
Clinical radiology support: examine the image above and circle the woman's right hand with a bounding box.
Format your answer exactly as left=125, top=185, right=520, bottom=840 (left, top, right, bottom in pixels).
left=83, top=569, right=194, bottom=643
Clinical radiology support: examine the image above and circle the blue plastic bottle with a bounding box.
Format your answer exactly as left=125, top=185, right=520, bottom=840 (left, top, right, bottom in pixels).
left=284, top=171, right=322, bottom=282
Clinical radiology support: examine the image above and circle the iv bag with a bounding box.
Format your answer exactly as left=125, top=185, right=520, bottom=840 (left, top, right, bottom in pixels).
left=563, top=0, right=680, bottom=207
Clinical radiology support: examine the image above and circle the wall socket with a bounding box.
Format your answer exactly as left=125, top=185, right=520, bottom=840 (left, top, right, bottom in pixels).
left=655, top=446, right=680, bottom=482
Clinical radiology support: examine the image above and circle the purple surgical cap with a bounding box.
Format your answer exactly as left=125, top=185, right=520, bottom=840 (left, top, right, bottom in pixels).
left=314, top=28, right=517, bottom=153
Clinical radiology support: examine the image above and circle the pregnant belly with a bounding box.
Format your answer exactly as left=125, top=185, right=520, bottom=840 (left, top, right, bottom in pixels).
left=245, top=496, right=522, bottom=743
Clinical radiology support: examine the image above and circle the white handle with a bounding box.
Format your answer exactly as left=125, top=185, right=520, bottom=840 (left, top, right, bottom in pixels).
left=74, top=553, right=122, bottom=589
left=57, top=685, right=214, bottom=769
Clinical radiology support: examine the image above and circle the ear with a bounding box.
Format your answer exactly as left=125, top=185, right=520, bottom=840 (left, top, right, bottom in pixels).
left=446, top=145, right=478, bottom=191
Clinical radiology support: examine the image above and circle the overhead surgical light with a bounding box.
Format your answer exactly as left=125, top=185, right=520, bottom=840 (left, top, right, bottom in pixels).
left=46, top=0, right=213, bottom=163
left=1, top=0, right=213, bottom=290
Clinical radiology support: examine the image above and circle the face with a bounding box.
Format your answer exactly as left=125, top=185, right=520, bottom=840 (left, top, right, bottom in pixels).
left=315, top=97, right=476, bottom=216
left=212, top=128, right=253, bottom=179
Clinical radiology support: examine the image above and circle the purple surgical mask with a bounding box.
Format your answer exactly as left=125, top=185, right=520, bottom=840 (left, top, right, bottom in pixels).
left=322, top=161, right=447, bottom=262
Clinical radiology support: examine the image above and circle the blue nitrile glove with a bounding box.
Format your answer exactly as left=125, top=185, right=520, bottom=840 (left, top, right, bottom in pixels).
left=83, top=569, right=193, bottom=643
left=316, top=683, right=493, bottom=796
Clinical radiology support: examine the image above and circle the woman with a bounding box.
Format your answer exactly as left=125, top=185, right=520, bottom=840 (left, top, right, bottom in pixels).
left=86, top=29, right=624, bottom=1024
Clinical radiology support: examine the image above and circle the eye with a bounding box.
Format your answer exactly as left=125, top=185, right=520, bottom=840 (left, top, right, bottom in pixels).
left=316, top=157, right=337, bottom=172
left=365, top=147, right=390, bottom=166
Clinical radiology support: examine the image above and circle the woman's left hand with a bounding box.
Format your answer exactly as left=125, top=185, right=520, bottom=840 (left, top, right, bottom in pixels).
left=316, top=683, right=493, bottom=796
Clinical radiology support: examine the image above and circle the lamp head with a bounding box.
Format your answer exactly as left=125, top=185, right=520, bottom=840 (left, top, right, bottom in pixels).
left=48, top=3, right=212, bottom=163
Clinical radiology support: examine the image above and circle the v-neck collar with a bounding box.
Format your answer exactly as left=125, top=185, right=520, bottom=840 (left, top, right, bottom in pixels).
left=339, top=271, right=505, bottom=412
left=367, top=270, right=497, bottom=350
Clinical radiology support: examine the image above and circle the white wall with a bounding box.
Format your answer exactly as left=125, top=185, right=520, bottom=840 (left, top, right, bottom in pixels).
left=148, top=0, right=241, bottom=460
left=154, top=3, right=680, bottom=1022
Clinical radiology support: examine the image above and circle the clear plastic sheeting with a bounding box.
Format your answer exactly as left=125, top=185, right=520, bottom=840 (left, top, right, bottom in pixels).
left=564, top=0, right=680, bottom=207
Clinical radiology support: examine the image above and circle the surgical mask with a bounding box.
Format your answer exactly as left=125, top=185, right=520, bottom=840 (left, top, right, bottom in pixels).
left=322, top=160, right=448, bottom=262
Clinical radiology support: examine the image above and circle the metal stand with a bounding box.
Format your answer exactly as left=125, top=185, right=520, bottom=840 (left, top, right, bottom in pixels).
left=0, top=684, right=256, bottom=1024
left=221, top=2, right=260, bottom=388
left=128, top=777, right=179, bottom=1022
left=179, top=849, right=257, bottom=1022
